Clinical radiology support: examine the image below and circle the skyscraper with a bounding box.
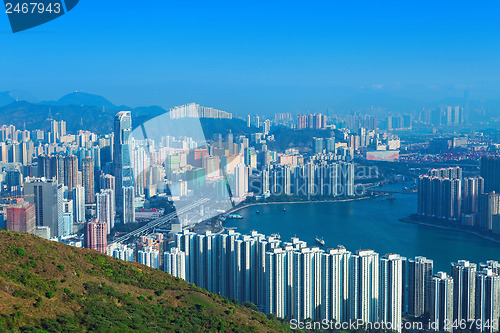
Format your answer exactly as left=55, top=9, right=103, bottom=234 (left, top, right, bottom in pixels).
left=407, top=256, right=434, bottom=318
left=313, top=138, right=324, bottom=154
left=463, top=177, right=484, bottom=215
left=203, top=155, right=221, bottom=178
left=451, top=260, right=476, bottom=323
left=325, top=137, right=335, bottom=153
left=164, top=247, right=186, bottom=280
left=85, top=219, right=107, bottom=254
left=5, top=169, right=22, bottom=193
left=138, top=246, right=160, bottom=269
left=132, top=145, right=148, bottom=197
left=72, top=186, right=85, bottom=223
left=379, top=254, right=404, bottom=333
left=314, top=114, right=323, bottom=129
left=99, top=174, right=116, bottom=227
left=290, top=246, right=322, bottom=321
left=418, top=175, right=461, bottom=221
left=442, top=178, right=461, bottom=221
left=24, top=178, right=61, bottom=238
left=174, top=230, right=196, bottom=286
left=226, top=131, right=234, bottom=154
left=6, top=201, right=35, bottom=234
left=61, top=212, right=73, bottom=237
left=308, top=114, right=314, bottom=129
left=55, top=183, right=65, bottom=237
left=320, top=246, right=351, bottom=322
left=122, top=186, right=135, bottom=224
left=430, top=272, right=454, bottom=332
left=113, top=111, right=134, bottom=223
left=232, top=164, right=248, bottom=198
left=263, top=119, right=271, bottom=134
left=340, top=162, right=355, bottom=197
left=96, top=189, right=114, bottom=234
left=475, top=269, right=500, bottom=333
left=111, top=245, right=134, bottom=262
left=479, top=192, right=500, bottom=230
left=99, top=174, right=116, bottom=193
left=479, top=260, right=500, bottom=276
left=82, top=157, right=94, bottom=204
left=37, top=154, right=57, bottom=181
left=480, top=156, right=500, bottom=193
left=63, top=155, right=78, bottom=198
left=297, top=115, right=308, bottom=130
left=265, top=247, right=288, bottom=318
left=261, top=169, right=270, bottom=195
left=349, top=249, right=379, bottom=323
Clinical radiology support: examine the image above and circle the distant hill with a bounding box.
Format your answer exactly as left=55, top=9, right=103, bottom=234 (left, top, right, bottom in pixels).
left=0, top=101, right=115, bottom=134
left=0, top=100, right=258, bottom=139
left=132, top=106, right=169, bottom=128
left=199, top=118, right=259, bottom=139
left=268, top=126, right=336, bottom=151
left=0, top=230, right=293, bottom=332
left=40, top=92, right=118, bottom=109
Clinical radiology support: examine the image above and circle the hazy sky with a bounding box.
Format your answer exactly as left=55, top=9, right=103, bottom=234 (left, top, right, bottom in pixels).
left=1, top=1, right=499, bottom=114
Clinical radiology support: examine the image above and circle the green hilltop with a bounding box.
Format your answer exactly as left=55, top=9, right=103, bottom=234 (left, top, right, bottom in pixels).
left=0, top=230, right=294, bottom=333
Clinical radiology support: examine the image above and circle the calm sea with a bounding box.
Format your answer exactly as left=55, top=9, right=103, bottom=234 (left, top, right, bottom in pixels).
left=224, top=182, right=500, bottom=272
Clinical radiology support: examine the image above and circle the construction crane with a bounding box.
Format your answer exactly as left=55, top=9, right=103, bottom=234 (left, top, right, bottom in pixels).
left=0, top=194, right=35, bottom=207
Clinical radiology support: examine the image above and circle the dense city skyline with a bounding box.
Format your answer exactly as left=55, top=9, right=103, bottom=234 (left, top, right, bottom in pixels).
left=1, top=99, right=500, bottom=331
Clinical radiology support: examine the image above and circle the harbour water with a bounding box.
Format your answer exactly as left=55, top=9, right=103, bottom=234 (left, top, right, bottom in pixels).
left=224, top=182, right=500, bottom=271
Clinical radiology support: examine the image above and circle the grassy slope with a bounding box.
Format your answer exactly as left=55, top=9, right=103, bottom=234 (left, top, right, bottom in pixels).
left=0, top=230, right=293, bottom=333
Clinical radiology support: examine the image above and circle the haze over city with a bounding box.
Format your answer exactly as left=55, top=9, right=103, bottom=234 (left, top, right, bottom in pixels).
left=2, top=1, right=500, bottom=114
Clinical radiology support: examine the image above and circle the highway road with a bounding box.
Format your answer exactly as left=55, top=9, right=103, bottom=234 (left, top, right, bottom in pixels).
left=110, top=198, right=210, bottom=245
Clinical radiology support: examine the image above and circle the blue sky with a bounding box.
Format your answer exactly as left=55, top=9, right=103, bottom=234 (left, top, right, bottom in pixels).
left=0, top=1, right=499, bottom=114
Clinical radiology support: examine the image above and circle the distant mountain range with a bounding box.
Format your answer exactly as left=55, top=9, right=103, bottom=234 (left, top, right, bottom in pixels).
left=331, top=91, right=495, bottom=115
left=0, top=92, right=144, bottom=134
left=0, top=90, right=38, bottom=106
left=0, top=91, right=256, bottom=136
left=0, top=101, right=117, bottom=134
left=1, top=90, right=500, bottom=134
left=0, top=91, right=179, bottom=134
left=39, top=92, right=119, bottom=109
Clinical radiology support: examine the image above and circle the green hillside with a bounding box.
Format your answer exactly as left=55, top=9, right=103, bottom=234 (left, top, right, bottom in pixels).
left=0, top=230, right=294, bottom=333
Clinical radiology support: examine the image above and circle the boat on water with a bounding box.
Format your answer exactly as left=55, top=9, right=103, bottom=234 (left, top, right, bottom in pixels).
left=402, top=186, right=418, bottom=193
left=283, top=208, right=286, bottom=212
left=227, top=214, right=243, bottom=219
left=256, top=210, right=260, bottom=214
left=383, top=194, right=396, bottom=201
left=315, top=237, right=325, bottom=246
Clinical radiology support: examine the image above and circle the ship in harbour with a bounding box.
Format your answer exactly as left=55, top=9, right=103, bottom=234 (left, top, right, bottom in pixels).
left=315, top=237, right=325, bottom=246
